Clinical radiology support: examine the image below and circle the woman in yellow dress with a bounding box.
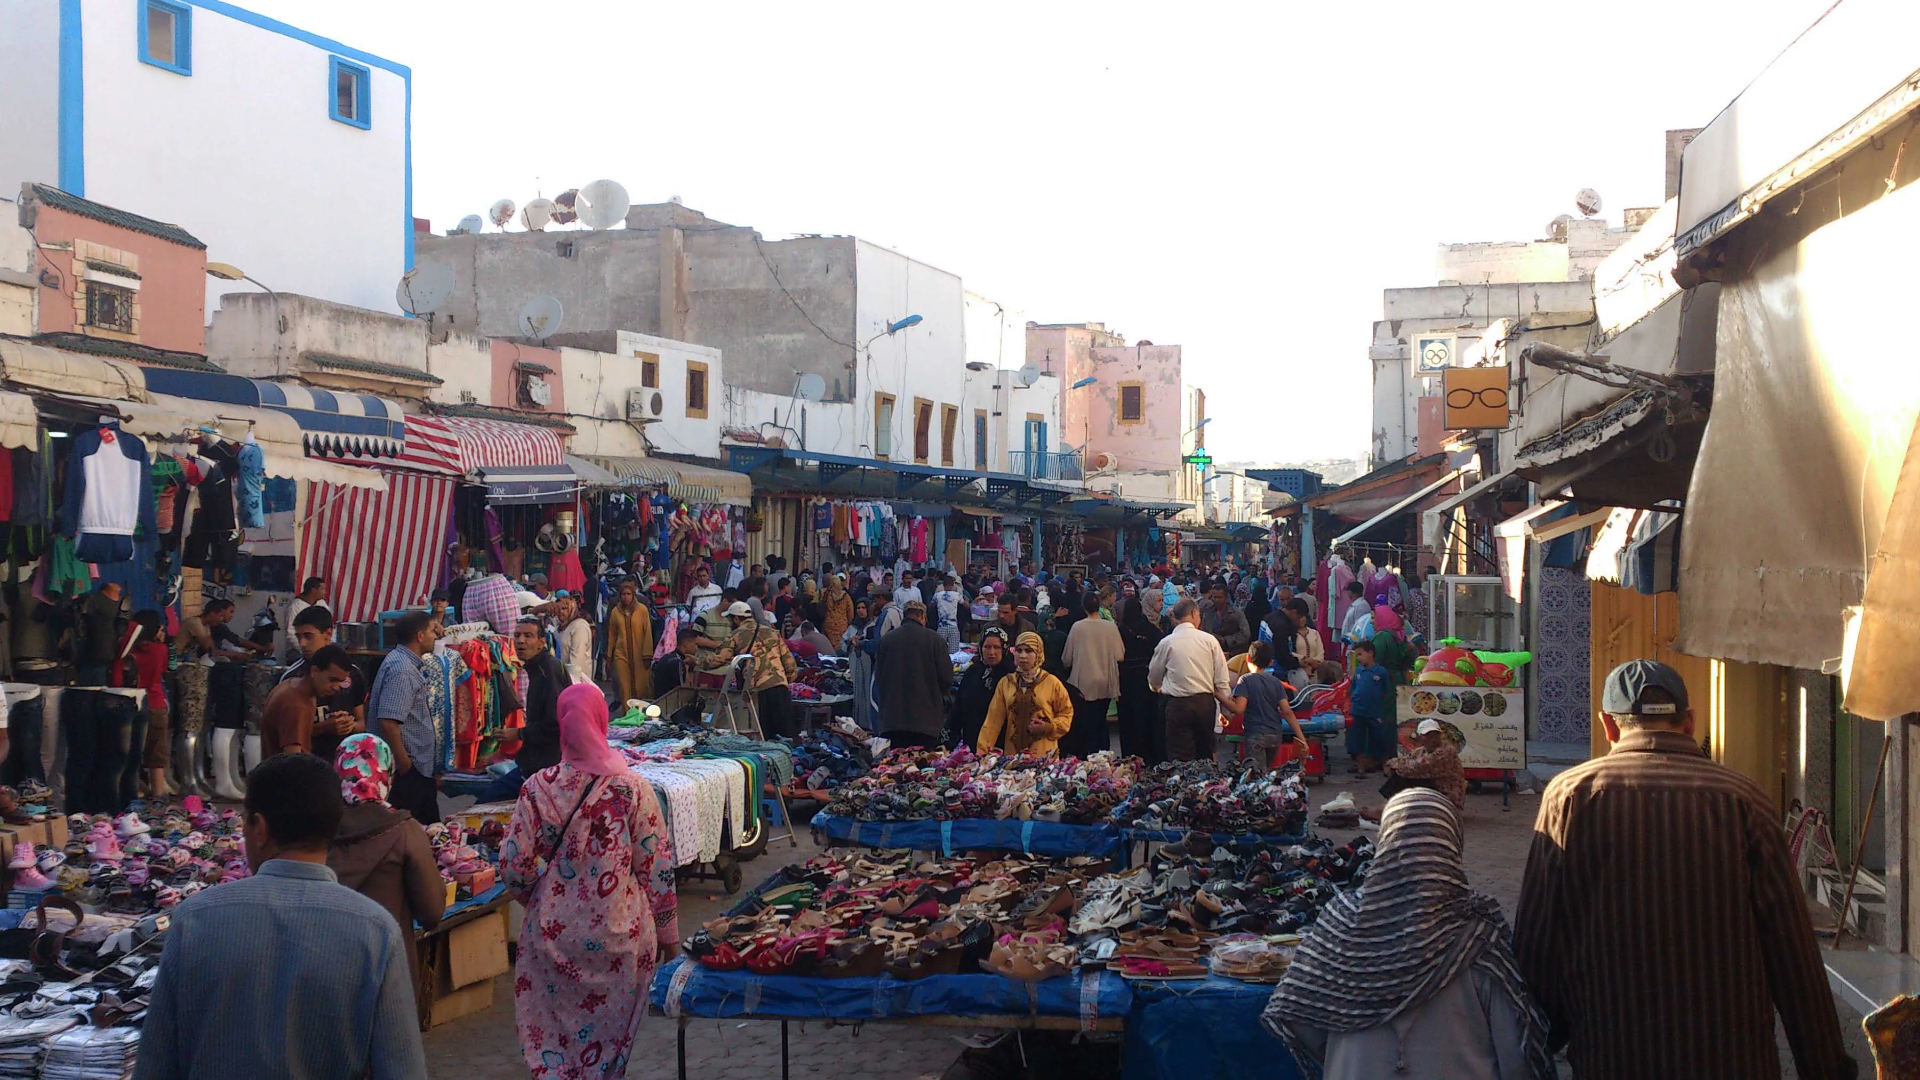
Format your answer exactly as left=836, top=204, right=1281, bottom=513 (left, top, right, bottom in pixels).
left=975, top=631, right=1074, bottom=756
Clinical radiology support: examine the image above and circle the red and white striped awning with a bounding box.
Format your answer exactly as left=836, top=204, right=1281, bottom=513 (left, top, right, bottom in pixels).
left=391, top=416, right=564, bottom=476
left=296, top=470, right=456, bottom=621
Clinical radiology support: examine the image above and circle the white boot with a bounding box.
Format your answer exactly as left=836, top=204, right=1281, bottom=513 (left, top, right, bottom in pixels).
left=243, top=733, right=262, bottom=773
left=209, top=730, right=245, bottom=801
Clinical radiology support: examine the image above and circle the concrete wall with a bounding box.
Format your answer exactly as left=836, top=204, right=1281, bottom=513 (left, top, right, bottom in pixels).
left=209, top=291, right=431, bottom=388
left=0, top=1, right=61, bottom=201
left=0, top=198, right=38, bottom=337
left=419, top=215, right=859, bottom=402
left=27, top=201, right=207, bottom=352
left=1436, top=218, right=1645, bottom=287
left=423, top=332, right=492, bottom=405
left=488, top=339, right=564, bottom=418
left=70, top=2, right=409, bottom=315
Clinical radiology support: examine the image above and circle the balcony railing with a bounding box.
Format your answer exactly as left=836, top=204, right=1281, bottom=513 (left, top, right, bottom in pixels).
left=1007, top=450, right=1083, bottom=482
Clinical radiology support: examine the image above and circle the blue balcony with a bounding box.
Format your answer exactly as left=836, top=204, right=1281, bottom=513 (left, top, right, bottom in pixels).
left=1007, top=450, right=1083, bottom=482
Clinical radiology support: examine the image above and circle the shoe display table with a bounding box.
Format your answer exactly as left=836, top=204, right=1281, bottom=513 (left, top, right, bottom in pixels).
left=810, top=810, right=1128, bottom=860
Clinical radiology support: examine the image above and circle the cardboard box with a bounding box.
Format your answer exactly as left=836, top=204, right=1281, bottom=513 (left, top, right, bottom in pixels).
left=428, top=975, right=493, bottom=1027
left=445, top=908, right=509, bottom=991
left=41, top=815, right=66, bottom=852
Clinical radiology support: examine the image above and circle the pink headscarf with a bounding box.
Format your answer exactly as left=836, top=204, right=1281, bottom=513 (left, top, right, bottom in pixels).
left=1372, top=604, right=1404, bottom=636
left=558, top=683, right=629, bottom=776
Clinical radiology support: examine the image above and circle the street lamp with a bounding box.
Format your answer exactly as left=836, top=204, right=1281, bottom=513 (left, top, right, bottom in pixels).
left=205, top=262, right=275, bottom=296
left=1070, top=376, right=1097, bottom=390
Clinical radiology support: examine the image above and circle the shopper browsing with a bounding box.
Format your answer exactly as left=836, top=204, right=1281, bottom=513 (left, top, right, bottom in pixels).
left=258, top=645, right=356, bottom=758
left=514, top=616, right=567, bottom=777
left=1232, top=641, right=1309, bottom=773
left=369, top=611, right=440, bottom=825
left=279, top=606, right=369, bottom=760
left=1061, top=592, right=1124, bottom=759
left=554, top=593, right=593, bottom=684
left=1346, top=640, right=1396, bottom=774
left=604, top=577, right=655, bottom=703
left=975, top=631, right=1074, bottom=756
left=1147, top=599, right=1243, bottom=761
left=872, top=600, right=951, bottom=748
left=686, top=562, right=724, bottom=616
left=133, top=753, right=426, bottom=1080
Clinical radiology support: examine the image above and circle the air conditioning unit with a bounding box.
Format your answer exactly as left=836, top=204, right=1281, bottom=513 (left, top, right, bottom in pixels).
left=1088, top=451, right=1118, bottom=473
left=627, top=388, right=666, bottom=421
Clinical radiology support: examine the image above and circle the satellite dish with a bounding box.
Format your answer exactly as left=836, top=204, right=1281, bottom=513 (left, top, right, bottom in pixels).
left=1016, top=362, right=1041, bottom=388
left=396, top=262, right=454, bottom=316
left=518, top=295, right=565, bottom=339
left=795, top=373, right=827, bottom=402
left=1575, top=188, right=1603, bottom=217
left=488, top=199, right=516, bottom=228
left=550, top=189, right=580, bottom=226
left=521, top=198, right=555, bottom=232
left=577, top=180, right=631, bottom=230
left=453, top=214, right=484, bottom=236
left=1546, top=213, right=1573, bottom=241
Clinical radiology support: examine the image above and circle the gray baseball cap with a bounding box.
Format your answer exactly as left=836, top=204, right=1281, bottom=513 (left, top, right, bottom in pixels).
left=1601, top=660, right=1689, bottom=717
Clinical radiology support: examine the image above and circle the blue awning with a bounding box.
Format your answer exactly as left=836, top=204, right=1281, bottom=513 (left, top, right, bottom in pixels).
left=141, top=369, right=406, bottom=457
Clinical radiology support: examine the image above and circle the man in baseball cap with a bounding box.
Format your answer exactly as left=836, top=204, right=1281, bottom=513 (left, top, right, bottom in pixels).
left=1514, top=659, right=1850, bottom=1078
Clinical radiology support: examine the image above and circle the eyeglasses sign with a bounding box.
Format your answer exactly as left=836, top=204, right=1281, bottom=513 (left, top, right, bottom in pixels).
left=1443, top=366, right=1512, bottom=429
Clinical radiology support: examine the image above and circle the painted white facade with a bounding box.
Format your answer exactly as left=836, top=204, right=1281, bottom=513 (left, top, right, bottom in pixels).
left=596, top=331, right=723, bottom=459
left=0, top=1, right=410, bottom=317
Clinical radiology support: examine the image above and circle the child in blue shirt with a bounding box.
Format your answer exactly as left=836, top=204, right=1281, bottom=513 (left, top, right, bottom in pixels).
left=1347, top=641, right=1397, bottom=772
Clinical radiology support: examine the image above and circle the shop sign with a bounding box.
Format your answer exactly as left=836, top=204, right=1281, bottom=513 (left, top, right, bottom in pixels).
left=1413, top=333, right=1457, bottom=376
left=1443, top=366, right=1511, bottom=430
left=1397, top=686, right=1525, bottom=769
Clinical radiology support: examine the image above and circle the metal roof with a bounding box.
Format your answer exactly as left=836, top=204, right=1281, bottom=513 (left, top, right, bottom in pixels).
left=28, top=185, right=205, bottom=249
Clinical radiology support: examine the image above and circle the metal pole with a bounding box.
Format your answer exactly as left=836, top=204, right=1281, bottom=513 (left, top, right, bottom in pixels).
left=1833, top=733, right=1894, bottom=941
left=677, top=1020, right=687, bottom=1080
left=781, top=1020, right=790, bottom=1080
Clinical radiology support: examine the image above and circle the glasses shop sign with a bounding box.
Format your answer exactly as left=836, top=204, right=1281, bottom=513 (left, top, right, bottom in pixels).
left=1443, top=366, right=1511, bottom=430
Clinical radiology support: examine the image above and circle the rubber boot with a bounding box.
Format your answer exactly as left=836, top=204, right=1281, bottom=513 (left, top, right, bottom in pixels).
left=209, top=730, right=245, bottom=801
left=243, top=733, right=262, bottom=774
left=172, top=729, right=206, bottom=798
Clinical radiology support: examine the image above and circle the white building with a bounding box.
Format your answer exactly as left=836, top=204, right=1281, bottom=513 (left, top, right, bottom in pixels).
left=0, top=1, right=411, bottom=315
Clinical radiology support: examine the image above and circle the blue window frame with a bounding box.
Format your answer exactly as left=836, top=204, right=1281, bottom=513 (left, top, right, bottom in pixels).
left=138, top=0, right=191, bottom=76
left=329, top=56, right=371, bottom=129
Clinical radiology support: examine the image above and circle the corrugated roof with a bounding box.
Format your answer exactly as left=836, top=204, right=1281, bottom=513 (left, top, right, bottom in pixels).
left=305, top=353, right=444, bottom=385
left=29, top=333, right=222, bottom=373
left=28, top=185, right=205, bottom=249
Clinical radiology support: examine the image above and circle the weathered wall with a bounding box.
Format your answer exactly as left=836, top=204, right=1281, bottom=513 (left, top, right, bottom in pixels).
left=424, top=332, right=492, bottom=405
left=30, top=202, right=207, bottom=352
left=209, top=291, right=429, bottom=382
left=0, top=198, right=38, bottom=337
left=605, top=330, right=722, bottom=459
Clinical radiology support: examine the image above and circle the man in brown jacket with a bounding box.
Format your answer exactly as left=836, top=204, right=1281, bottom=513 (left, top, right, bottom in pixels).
left=1514, top=660, right=1855, bottom=1079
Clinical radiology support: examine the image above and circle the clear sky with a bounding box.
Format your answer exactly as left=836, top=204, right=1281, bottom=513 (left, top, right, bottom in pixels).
left=240, top=0, right=1837, bottom=461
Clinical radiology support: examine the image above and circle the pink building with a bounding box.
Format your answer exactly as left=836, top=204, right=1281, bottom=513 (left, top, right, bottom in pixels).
left=1027, top=321, right=1188, bottom=501
left=20, top=183, right=210, bottom=361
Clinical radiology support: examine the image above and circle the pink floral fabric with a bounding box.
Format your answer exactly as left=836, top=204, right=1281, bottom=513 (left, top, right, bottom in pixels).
left=333, top=732, right=393, bottom=805
left=503, top=762, right=678, bottom=1078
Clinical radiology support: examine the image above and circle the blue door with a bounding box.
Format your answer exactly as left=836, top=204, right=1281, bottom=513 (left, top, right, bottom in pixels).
left=1023, top=419, right=1048, bottom=478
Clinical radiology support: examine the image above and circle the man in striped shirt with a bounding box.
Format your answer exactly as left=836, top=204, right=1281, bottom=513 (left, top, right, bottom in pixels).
left=1515, top=660, right=1855, bottom=1079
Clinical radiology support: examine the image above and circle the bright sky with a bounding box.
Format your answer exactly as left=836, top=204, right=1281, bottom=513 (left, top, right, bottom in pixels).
left=243, top=0, right=1835, bottom=462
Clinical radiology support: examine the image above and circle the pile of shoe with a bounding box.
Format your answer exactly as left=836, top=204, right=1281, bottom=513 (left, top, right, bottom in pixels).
left=823, top=747, right=1138, bottom=824
left=10, top=798, right=250, bottom=914
left=685, top=850, right=1108, bottom=982
left=425, top=819, right=503, bottom=901
left=1069, top=832, right=1373, bottom=983
left=0, top=783, right=53, bottom=828
left=1111, top=760, right=1310, bottom=837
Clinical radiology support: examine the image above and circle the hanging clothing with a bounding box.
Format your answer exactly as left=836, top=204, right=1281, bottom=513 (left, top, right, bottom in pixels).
left=547, top=548, right=586, bottom=596
left=236, top=438, right=266, bottom=529
left=60, top=423, right=156, bottom=564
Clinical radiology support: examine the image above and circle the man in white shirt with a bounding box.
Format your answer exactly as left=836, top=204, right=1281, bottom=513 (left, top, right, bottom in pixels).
left=1147, top=598, right=1243, bottom=761
left=1339, top=581, right=1372, bottom=642
left=893, top=569, right=922, bottom=611
left=687, top=564, right=724, bottom=617
left=286, top=577, right=329, bottom=635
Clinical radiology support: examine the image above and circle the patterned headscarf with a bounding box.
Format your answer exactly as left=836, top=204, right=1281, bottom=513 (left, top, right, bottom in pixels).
left=334, top=733, right=393, bottom=806
left=1263, top=789, right=1552, bottom=1078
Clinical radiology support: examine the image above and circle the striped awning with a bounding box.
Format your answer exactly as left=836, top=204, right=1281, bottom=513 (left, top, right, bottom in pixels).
left=394, top=416, right=564, bottom=476
left=296, top=470, right=456, bottom=621
left=588, top=455, right=752, bottom=506
left=138, top=369, right=406, bottom=458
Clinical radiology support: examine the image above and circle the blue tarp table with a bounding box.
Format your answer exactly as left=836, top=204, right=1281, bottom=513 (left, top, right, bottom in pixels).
left=1120, top=827, right=1308, bottom=850
left=811, top=810, right=1126, bottom=860
left=650, top=955, right=1130, bottom=1080
left=1122, top=974, right=1300, bottom=1080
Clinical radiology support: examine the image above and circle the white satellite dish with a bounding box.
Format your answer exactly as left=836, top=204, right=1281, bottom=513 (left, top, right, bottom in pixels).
left=1575, top=188, right=1603, bottom=217
left=795, top=373, right=827, bottom=402
left=488, top=199, right=517, bottom=228
left=550, top=189, right=580, bottom=226
left=453, top=214, right=484, bottom=236
left=1546, top=213, right=1573, bottom=241
left=1016, top=362, right=1041, bottom=388
left=396, top=262, right=454, bottom=316
left=577, top=180, right=631, bottom=230
left=521, top=198, right=555, bottom=232
left=519, top=295, right=565, bottom=339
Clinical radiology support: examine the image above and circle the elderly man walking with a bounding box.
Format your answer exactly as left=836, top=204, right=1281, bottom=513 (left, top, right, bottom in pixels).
left=1514, top=660, right=1855, bottom=1080
left=1146, top=599, right=1242, bottom=761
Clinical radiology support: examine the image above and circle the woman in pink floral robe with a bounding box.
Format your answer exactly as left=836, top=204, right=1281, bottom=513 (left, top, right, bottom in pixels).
left=504, top=684, right=678, bottom=1078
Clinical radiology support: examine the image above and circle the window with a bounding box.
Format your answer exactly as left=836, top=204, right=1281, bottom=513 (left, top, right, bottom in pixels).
left=329, top=56, right=371, bottom=129
left=874, top=393, right=896, bottom=459
left=941, top=405, right=959, bottom=466
left=636, top=351, right=659, bottom=389
left=974, top=410, right=988, bottom=470
left=85, top=283, right=134, bottom=333
left=1118, top=381, right=1145, bottom=424
left=685, top=361, right=709, bottom=418
left=139, top=0, right=191, bottom=75
left=913, top=398, right=933, bottom=464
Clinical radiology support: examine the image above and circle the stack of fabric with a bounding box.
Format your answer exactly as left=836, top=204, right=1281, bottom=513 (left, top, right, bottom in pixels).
left=39, top=1025, right=140, bottom=1080
left=0, top=1015, right=82, bottom=1078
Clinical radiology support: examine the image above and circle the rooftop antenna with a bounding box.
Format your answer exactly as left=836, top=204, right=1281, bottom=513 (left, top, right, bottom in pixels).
left=577, top=180, right=631, bottom=230
left=518, top=295, right=565, bottom=340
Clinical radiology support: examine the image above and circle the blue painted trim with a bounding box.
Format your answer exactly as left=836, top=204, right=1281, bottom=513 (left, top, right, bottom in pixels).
left=404, top=72, right=413, bottom=270
left=327, top=56, right=371, bottom=130
left=57, top=0, right=84, bottom=195
left=182, top=1, right=408, bottom=76
left=137, top=0, right=193, bottom=76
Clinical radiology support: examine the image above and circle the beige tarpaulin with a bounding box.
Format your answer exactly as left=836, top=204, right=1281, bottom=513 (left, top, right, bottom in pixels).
left=1845, top=402, right=1920, bottom=718
left=1678, top=179, right=1920, bottom=671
